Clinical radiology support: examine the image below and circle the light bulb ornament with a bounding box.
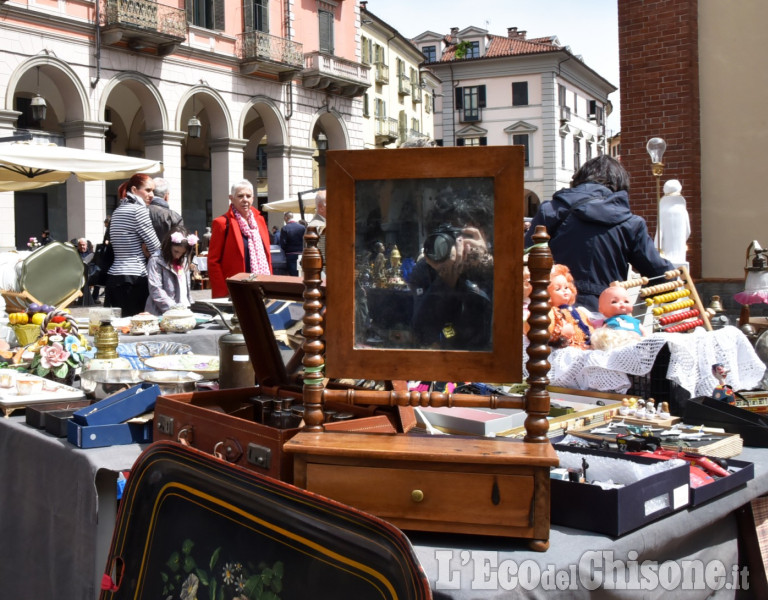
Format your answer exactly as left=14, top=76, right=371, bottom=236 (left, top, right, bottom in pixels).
left=646, top=137, right=667, bottom=251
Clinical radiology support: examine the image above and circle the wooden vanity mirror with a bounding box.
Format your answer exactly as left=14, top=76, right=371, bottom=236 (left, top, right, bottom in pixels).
left=287, top=146, right=557, bottom=551
left=324, top=146, right=523, bottom=383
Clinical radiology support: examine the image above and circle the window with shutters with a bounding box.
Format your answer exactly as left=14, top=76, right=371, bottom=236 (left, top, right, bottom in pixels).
left=398, top=111, right=407, bottom=143
left=189, top=0, right=224, bottom=30
left=558, top=84, right=567, bottom=107
left=586, top=142, right=592, bottom=162
left=363, top=93, right=370, bottom=118
left=573, top=137, right=581, bottom=170
left=457, top=137, right=486, bottom=146
left=319, top=9, right=334, bottom=54
left=513, top=134, right=530, bottom=167
left=455, top=85, right=486, bottom=122
left=243, top=0, right=268, bottom=32
left=361, top=36, right=372, bottom=65
left=374, top=98, right=386, bottom=119
left=512, top=82, right=528, bottom=106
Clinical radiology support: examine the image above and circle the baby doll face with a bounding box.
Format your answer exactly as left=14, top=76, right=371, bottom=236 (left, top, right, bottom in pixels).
left=549, top=274, right=573, bottom=306
left=599, top=286, right=633, bottom=317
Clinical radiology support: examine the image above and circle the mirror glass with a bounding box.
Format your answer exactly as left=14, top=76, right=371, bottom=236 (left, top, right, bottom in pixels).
left=353, top=177, right=494, bottom=351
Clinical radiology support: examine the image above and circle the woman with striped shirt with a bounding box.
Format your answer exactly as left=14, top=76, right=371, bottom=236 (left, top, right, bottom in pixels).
left=105, top=174, right=161, bottom=316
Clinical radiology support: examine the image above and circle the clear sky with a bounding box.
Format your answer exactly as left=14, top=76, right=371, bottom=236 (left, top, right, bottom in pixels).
left=364, top=0, right=620, bottom=134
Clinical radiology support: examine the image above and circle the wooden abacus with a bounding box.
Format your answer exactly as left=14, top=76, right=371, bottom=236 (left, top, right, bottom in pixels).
left=612, top=265, right=712, bottom=332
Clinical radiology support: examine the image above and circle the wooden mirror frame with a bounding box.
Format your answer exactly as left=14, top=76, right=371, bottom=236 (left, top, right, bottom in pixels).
left=324, top=146, right=524, bottom=383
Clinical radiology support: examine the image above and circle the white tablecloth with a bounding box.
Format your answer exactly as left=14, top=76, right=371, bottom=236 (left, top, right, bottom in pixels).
left=524, top=326, right=766, bottom=396
left=193, top=255, right=208, bottom=272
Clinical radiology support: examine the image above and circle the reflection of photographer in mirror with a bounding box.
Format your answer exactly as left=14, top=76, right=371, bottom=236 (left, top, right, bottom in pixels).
left=410, top=193, right=493, bottom=350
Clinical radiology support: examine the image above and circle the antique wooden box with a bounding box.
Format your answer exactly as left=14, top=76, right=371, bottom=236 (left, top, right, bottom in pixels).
left=153, top=275, right=400, bottom=482
left=287, top=431, right=557, bottom=541
left=153, top=276, right=308, bottom=481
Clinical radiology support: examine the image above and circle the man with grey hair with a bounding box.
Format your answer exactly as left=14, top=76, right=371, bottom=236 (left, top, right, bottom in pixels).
left=307, top=189, right=327, bottom=265
left=149, top=176, right=184, bottom=243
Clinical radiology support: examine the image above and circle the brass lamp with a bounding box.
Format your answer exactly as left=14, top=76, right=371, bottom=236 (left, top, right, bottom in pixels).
left=646, top=137, right=666, bottom=251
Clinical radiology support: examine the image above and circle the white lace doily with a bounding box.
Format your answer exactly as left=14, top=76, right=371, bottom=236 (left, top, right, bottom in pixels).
left=522, top=326, right=766, bottom=396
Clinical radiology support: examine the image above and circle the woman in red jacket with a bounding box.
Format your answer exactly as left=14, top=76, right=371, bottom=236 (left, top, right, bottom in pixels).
left=207, top=180, right=272, bottom=298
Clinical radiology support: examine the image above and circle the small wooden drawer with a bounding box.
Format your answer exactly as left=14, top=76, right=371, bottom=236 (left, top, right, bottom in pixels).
left=305, top=463, right=534, bottom=527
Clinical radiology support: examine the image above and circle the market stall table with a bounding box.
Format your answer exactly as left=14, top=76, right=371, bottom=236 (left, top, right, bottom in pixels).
left=87, top=320, right=225, bottom=356
left=0, top=414, right=766, bottom=599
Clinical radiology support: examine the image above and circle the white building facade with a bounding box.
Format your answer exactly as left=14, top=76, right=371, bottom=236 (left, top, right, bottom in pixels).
left=412, top=26, right=616, bottom=214
left=359, top=6, right=438, bottom=149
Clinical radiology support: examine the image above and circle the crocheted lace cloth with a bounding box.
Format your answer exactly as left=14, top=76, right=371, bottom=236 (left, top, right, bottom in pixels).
left=523, top=326, right=766, bottom=396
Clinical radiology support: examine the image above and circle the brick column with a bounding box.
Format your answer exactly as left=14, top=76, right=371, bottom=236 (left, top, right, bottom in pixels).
left=618, top=0, right=701, bottom=277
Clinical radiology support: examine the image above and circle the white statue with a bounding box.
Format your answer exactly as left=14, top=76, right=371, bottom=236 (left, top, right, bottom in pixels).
left=655, top=179, right=690, bottom=265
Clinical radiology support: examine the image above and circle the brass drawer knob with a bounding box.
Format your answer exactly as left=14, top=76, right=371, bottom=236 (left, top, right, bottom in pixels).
left=411, top=489, right=424, bottom=503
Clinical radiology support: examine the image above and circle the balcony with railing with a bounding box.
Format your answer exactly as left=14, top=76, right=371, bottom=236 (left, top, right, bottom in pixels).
left=374, top=116, right=398, bottom=145
left=303, top=52, right=370, bottom=97
left=374, top=63, right=389, bottom=84
left=398, top=73, right=411, bottom=96
left=100, top=0, right=187, bottom=56
left=237, top=31, right=303, bottom=79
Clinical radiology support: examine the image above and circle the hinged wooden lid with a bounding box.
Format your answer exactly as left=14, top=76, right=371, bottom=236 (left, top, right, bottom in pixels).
left=227, top=274, right=319, bottom=389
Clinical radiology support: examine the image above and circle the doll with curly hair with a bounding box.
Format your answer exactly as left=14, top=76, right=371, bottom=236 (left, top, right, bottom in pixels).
left=548, top=263, right=594, bottom=348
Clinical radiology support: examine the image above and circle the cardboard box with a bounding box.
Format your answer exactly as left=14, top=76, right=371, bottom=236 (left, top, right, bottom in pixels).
left=72, top=383, right=160, bottom=426
left=414, top=405, right=526, bottom=436
left=551, top=445, right=690, bottom=537
left=24, top=399, right=90, bottom=429
left=689, top=457, right=754, bottom=506
left=505, top=387, right=624, bottom=439
left=67, top=419, right=152, bottom=448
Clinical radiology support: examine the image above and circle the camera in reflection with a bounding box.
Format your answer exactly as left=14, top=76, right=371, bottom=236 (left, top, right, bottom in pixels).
left=423, top=224, right=464, bottom=263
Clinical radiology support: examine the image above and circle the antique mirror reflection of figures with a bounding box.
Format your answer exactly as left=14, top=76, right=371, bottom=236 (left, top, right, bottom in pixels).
left=354, top=178, right=494, bottom=351
left=325, top=146, right=523, bottom=383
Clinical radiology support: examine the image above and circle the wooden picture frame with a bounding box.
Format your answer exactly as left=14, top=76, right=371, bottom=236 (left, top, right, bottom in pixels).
left=325, top=146, right=524, bottom=383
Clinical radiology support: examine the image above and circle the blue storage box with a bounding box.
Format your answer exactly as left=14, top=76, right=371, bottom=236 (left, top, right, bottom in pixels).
left=67, top=420, right=152, bottom=448
left=72, top=383, right=160, bottom=426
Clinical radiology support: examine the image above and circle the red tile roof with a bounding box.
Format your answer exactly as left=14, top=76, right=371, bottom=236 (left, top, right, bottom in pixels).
left=438, top=33, right=561, bottom=62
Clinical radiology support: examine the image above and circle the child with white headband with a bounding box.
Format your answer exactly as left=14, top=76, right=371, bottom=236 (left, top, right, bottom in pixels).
left=145, top=226, right=198, bottom=314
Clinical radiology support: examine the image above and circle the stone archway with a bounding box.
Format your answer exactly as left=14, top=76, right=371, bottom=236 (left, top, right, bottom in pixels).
left=240, top=96, right=289, bottom=207
left=5, top=57, right=92, bottom=248
left=177, top=87, right=235, bottom=228
left=525, top=189, right=541, bottom=218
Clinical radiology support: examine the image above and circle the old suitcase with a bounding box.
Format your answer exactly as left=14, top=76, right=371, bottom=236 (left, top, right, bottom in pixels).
left=153, top=275, right=401, bottom=483
left=100, top=442, right=432, bottom=600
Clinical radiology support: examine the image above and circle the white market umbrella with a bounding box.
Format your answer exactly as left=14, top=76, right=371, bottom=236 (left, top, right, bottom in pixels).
left=261, top=191, right=319, bottom=216
left=0, top=141, right=163, bottom=191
